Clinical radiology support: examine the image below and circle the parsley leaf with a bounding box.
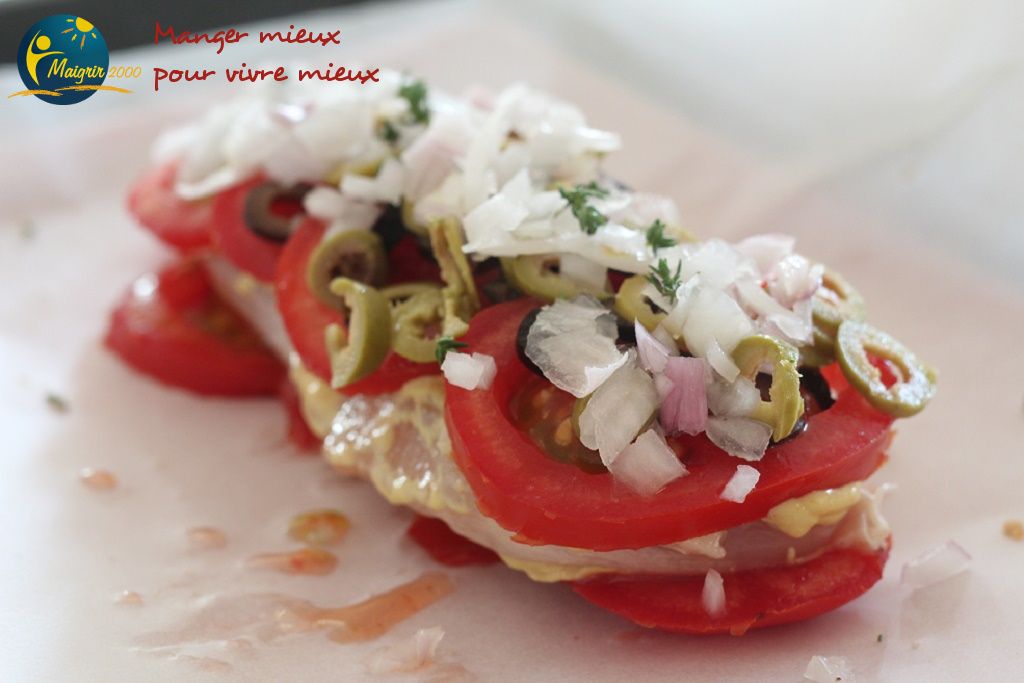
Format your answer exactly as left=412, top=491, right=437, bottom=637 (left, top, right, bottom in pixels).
left=435, top=336, right=468, bottom=364
left=379, top=120, right=400, bottom=144
left=398, top=79, right=430, bottom=125
left=645, top=219, right=675, bottom=253
left=558, top=181, right=609, bottom=235
left=45, top=392, right=69, bottom=414
left=646, top=258, right=683, bottom=303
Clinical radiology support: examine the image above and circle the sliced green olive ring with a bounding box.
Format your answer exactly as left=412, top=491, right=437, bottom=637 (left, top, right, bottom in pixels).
left=391, top=289, right=446, bottom=363
left=324, top=278, right=392, bottom=389
left=243, top=181, right=310, bottom=242
left=836, top=320, right=937, bottom=417
left=307, top=230, right=387, bottom=309
left=501, top=255, right=608, bottom=303
left=812, top=268, right=866, bottom=339
left=613, top=274, right=667, bottom=331
left=731, top=335, right=804, bottom=441
left=428, top=218, right=480, bottom=337
left=380, top=282, right=440, bottom=303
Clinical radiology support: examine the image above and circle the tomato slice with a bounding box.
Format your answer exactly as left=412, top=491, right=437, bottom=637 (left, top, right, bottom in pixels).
left=406, top=515, right=499, bottom=567
left=445, top=298, right=894, bottom=551
left=210, top=176, right=288, bottom=282
left=126, top=162, right=215, bottom=252
left=275, top=218, right=439, bottom=395
left=105, top=259, right=285, bottom=396
left=571, top=544, right=890, bottom=635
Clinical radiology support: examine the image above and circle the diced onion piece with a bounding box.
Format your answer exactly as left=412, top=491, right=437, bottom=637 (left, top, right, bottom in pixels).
left=735, top=278, right=811, bottom=344
left=659, top=356, right=709, bottom=436
left=525, top=296, right=626, bottom=397
left=635, top=320, right=672, bottom=373
left=559, top=253, right=607, bottom=292
left=735, top=234, right=794, bottom=275
left=720, top=464, right=760, bottom=503
left=441, top=352, right=496, bottom=390
left=578, top=363, right=659, bottom=464
left=367, top=626, right=445, bottom=674
left=606, top=429, right=686, bottom=496
left=900, top=540, right=971, bottom=589
left=803, top=655, right=855, bottom=683
left=706, top=375, right=760, bottom=418
left=341, top=158, right=404, bottom=204
left=701, top=569, right=725, bottom=617
left=705, top=416, right=772, bottom=461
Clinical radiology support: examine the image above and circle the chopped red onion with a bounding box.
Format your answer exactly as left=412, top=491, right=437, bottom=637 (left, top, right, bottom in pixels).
left=658, top=356, right=709, bottom=436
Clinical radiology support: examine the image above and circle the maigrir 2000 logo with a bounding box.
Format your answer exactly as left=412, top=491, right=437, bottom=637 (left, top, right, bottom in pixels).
left=11, top=14, right=138, bottom=104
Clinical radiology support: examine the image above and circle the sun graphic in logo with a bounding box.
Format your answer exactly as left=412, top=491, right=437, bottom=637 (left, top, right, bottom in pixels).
left=63, top=16, right=97, bottom=49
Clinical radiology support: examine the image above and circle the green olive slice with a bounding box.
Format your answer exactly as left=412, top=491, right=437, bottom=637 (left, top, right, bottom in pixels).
left=501, top=254, right=609, bottom=303
left=428, top=218, right=480, bottom=337
left=836, top=320, right=936, bottom=417
left=613, top=274, right=667, bottom=331
left=380, top=282, right=440, bottom=303
left=812, top=268, right=866, bottom=340
left=244, top=181, right=310, bottom=242
left=307, top=230, right=387, bottom=309
left=732, top=335, right=804, bottom=441
left=324, top=278, right=392, bottom=389
left=391, top=288, right=445, bottom=363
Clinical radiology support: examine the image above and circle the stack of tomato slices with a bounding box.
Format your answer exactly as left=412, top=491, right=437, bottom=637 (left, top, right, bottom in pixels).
left=113, top=161, right=896, bottom=635
left=444, top=298, right=894, bottom=635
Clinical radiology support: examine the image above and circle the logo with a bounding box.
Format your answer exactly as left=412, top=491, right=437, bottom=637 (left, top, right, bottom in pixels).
left=12, top=14, right=123, bottom=104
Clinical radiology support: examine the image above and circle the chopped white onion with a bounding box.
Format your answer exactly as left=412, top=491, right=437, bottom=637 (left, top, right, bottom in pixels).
left=441, top=352, right=496, bottom=390
left=705, top=416, right=772, bottom=461
left=706, top=375, right=760, bottom=418
left=658, top=356, right=710, bottom=436
left=524, top=296, right=626, bottom=397
left=558, top=253, right=607, bottom=292
left=900, top=540, right=971, bottom=589
left=701, top=569, right=725, bottom=617
left=735, top=233, right=794, bottom=275
left=341, top=158, right=404, bottom=204
left=635, top=321, right=672, bottom=373
left=803, top=655, right=855, bottom=683
left=768, top=253, right=823, bottom=306
left=606, top=428, right=686, bottom=496
left=578, top=363, right=660, bottom=464
left=367, top=626, right=445, bottom=674
left=720, top=464, right=760, bottom=503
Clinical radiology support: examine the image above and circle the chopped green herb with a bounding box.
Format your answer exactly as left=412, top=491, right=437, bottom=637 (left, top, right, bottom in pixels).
left=876, top=633, right=884, bottom=643
left=379, top=120, right=400, bottom=144
left=646, top=258, right=683, bottom=303
left=645, top=219, right=675, bottom=253
left=398, top=79, right=430, bottom=125
left=559, top=182, right=609, bottom=235
left=45, top=392, right=69, bottom=414
left=435, top=336, right=468, bottom=364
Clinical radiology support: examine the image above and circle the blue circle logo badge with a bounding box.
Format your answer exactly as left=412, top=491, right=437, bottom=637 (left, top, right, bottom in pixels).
left=15, top=14, right=110, bottom=104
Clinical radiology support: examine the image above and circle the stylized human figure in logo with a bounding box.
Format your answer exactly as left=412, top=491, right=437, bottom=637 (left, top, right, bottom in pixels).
left=24, top=31, right=62, bottom=86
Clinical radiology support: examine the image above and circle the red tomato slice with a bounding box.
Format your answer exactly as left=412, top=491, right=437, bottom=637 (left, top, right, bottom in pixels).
left=445, top=298, right=894, bottom=551
left=387, top=234, right=442, bottom=285
left=278, top=378, right=323, bottom=454
left=210, top=176, right=288, bottom=282
left=105, top=259, right=285, bottom=396
left=126, top=162, right=215, bottom=252
left=571, top=543, right=890, bottom=635
left=406, top=515, right=499, bottom=567
left=275, top=218, right=439, bottom=395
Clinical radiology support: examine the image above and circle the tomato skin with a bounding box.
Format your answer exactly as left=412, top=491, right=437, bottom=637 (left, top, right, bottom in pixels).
left=406, top=515, right=499, bottom=567
left=275, top=218, right=439, bottom=396
left=105, top=259, right=285, bottom=397
left=126, top=162, right=215, bottom=252
left=445, top=298, right=894, bottom=551
left=571, top=543, right=890, bottom=635
left=210, top=176, right=286, bottom=282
